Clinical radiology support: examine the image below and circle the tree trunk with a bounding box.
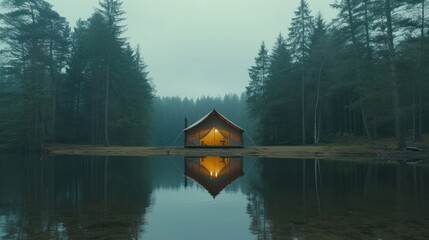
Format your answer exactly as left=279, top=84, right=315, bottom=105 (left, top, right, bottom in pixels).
left=104, top=65, right=110, bottom=146
left=301, top=5, right=307, bottom=145
left=314, top=59, right=324, bottom=144
left=52, top=79, right=57, bottom=142
left=74, top=81, right=81, bottom=140
left=385, top=0, right=406, bottom=149
left=346, top=0, right=370, bottom=139
left=49, top=22, right=57, bottom=142
left=91, top=75, right=100, bottom=144
left=374, top=117, right=378, bottom=139
left=362, top=0, right=373, bottom=139
left=302, top=61, right=306, bottom=145
left=364, top=0, right=371, bottom=52
left=317, top=105, right=321, bottom=143
left=361, top=108, right=370, bottom=139
left=40, top=101, right=45, bottom=150
left=413, top=82, right=417, bottom=142
left=418, top=0, right=425, bottom=141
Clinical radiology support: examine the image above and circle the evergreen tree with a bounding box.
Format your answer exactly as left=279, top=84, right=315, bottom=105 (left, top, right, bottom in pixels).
left=246, top=42, right=270, bottom=120
left=98, top=0, right=126, bottom=145
left=58, top=0, right=154, bottom=146
left=382, top=0, right=407, bottom=148
left=263, top=34, right=294, bottom=144
left=240, top=0, right=429, bottom=146
left=0, top=0, right=70, bottom=149
left=332, top=0, right=373, bottom=139
left=309, top=14, right=328, bottom=144
left=404, top=0, right=428, bottom=141
left=287, top=0, right=313, bottom=145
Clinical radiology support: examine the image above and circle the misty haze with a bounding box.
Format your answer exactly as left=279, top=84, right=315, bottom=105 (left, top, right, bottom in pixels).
left=1, top=0, right=428, bottom=239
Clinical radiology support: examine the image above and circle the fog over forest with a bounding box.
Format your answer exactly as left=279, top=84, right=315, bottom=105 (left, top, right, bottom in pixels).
left=0, top=0, right=428, bottom=150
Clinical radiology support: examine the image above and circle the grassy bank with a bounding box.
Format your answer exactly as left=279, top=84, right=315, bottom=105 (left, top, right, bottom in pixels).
left=43, top=142, right=428, bottom=161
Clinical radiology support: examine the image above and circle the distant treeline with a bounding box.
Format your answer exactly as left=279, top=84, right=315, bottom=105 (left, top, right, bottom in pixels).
left=151, top=94, right=253, bottom=146
left=0, top=0, right=154, bottom=149
left=246, top=0, right=428, bottom=147
left=1, top=0, right=428, bottom=150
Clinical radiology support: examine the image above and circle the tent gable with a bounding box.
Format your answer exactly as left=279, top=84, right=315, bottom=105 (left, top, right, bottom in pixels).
left=184, top=109, right=244, bottom=147
left=184, top=109, right=244, bottom=133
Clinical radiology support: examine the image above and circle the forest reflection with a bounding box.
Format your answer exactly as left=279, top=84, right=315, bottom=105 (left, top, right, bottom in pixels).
left=0, top=154, right=152, bottom=239
left=246, top=158, right=428, bottom=240
left=1, top=155, right=428, bottom=240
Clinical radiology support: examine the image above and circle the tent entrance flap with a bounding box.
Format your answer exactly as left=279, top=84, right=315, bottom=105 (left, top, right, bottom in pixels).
left=184, top=109, right=244, bottom=148
left=200, top=127, right=230, bottom=146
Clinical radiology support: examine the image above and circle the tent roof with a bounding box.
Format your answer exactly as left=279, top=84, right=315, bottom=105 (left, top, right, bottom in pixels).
left=186, top=169, right=243, bottom=198
left=185, top=158, right=244, bottom=198
left=184, top=109, right=244, bottom=132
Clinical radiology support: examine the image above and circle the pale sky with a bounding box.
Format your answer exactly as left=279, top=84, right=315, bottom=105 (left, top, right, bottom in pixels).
left=48, top=0, right=338, bottom=98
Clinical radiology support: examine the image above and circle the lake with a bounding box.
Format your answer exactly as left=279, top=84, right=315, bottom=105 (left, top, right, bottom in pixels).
left=1, top=154, right=428, bottom=239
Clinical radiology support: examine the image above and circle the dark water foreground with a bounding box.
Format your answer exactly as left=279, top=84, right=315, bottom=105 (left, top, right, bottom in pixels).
left=0, top=154, right=428, bottom=240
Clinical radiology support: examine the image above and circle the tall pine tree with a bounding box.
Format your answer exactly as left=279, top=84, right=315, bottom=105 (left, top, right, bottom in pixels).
left=0, top=0, right=70, bottom=149
left=287, top=0, right=313, bottom=145
left=59, top=0, right=154, bottom=146
left=246, top=42, right=270, bottom=120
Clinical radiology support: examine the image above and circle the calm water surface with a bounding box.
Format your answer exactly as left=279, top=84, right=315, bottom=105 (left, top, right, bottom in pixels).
left=0, top=154, right=428, bottom=239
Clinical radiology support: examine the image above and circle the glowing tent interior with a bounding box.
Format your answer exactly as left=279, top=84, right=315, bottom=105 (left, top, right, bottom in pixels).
left=184, top=156, right=244, bottom=198
left=184, top=109, right=244, bottom=147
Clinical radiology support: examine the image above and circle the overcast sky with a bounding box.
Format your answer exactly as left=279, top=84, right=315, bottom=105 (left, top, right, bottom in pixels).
left=49, top=0, right=338, bottom=99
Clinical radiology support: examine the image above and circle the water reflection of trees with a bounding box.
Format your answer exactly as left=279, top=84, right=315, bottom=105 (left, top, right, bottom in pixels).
left=246, top=186, right=271, bottom=240
left=0, top=154, right=153, bottom=239
left=245, top=158, right=428, bottom=240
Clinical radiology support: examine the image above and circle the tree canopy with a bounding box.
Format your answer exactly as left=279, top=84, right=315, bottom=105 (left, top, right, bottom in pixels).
left=0, top=0, right=154, bottom=149
left=246, top=0, right=429, bottom=147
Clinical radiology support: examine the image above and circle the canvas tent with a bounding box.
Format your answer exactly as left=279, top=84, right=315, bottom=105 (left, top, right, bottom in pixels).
left=184, top=156, right=244, bottom=198
left=184, top=109, right=244, bottom=147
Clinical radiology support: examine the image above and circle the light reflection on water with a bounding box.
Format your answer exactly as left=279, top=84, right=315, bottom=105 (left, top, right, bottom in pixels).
left=0, top=154, right=428, bottom=240
left=144, top=186, right=253, bottom=240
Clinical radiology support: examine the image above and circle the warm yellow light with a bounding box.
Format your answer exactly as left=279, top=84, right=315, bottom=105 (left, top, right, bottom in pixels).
left=201, top=156, right=228, bottom=179
left=214, top=128, right=218, bottom=133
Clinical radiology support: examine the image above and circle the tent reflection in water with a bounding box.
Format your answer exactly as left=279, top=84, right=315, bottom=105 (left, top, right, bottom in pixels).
left=184, top=109, right=244, bottom=147
left=184, top=156, right=244, bottom=198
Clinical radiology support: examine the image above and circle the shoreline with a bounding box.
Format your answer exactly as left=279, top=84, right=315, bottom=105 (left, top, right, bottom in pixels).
left=43, top=144, right=428, bottom=161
